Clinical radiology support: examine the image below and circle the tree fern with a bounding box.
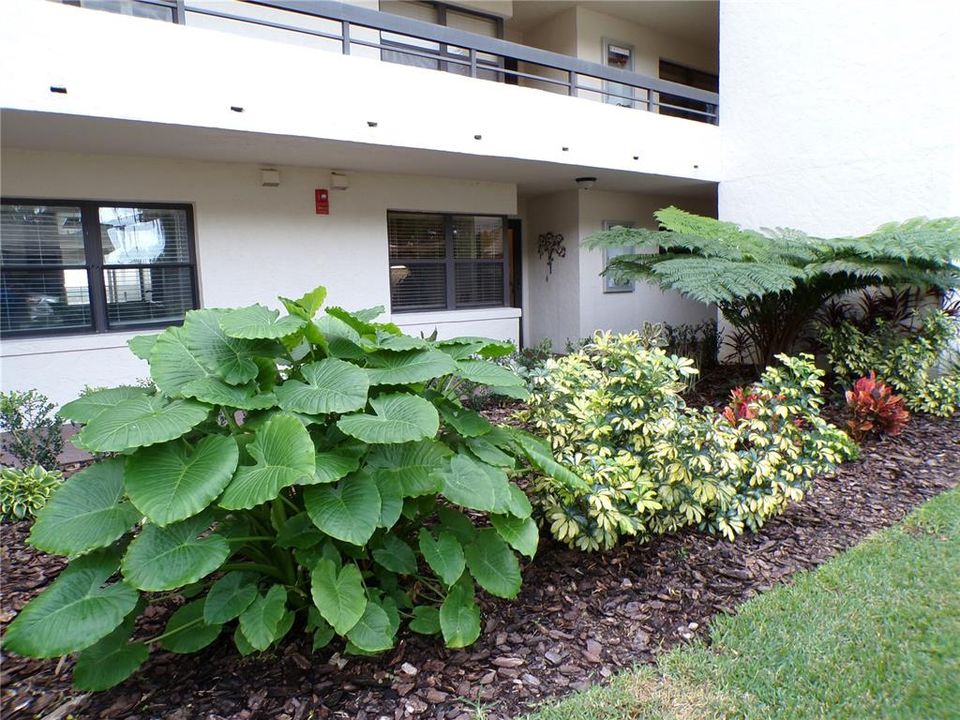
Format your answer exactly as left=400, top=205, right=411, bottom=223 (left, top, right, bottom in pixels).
left=585, top=208, right=960, bottom=366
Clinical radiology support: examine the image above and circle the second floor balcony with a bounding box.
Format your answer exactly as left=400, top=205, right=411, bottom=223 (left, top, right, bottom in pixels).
left=53, top=0, right=719, bottom=123
left=4, top=1, right=721, bottom=187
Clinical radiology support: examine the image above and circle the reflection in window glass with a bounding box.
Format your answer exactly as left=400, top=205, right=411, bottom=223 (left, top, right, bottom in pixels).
left=1, top=205, right=92, bottom=334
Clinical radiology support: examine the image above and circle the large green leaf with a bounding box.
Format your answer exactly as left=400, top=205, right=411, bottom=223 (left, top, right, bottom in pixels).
left=73, top=613, right=148, bottom=691
left=73, top=395, right=210, bottom=453
left=60, top=386, right=146, bottom=423
left=491, top=514, right=539, bottom=559
left=219, top=304, right=305, bottom=340
left=345, top=600, right=395, bottom=653
left=304, top=473, right=380, bottom=546
left=238, top=585, right=287, bottom=651
left=439, top=454, right=508, bottom=513
left=4, top=550, right=139, bottom=658
left=437, top=336, right=515, bottom=358
left=374, top=473, right=403, bottom=530
left=309, top=448, right=362, bottom=485
left=276, top=359, right=370, bottom=415
left=455, top=359, right=525, bottom=387
left=279, top=285, right=327, bottom=320
left=127, top=333, right=159, bottom=360
left=310, top=559, right=366, bottom=634
left=467, top=436, right=516, bottom=468
left=219, top=415, right=316, bottom=510
left=121, top=513, right=229, bottom=591
left=372, top=535, right=417, bottom=575
left=418, top=529, right=466, bottom=586
left=464, top=528, right=521, bottom=599
left=438, top=401, right=492, bottom=438
left=365, top=349, right=457, bottom=386
left=439, top=577, right=481, bottom=649
left=125, top=435, right=239, bottom=526
left=159, top=599, right=222, bottom=653
left=28, top=459, right=140, bottom=558
left=183, top=308, right=273, bottom=385
left=507, top=429, right=590, bottom=493
left=149, top=325, right=215, bottom=396
left=179, top=377, right=277, bottom=411
left=365, top=440, right=450, bottom=497
left=409, top=605, right=441, bottom=635
left=276, top=512, right=324, bottom=550
left=203, top=571, right=259, bottom=624
left=337, top=394, right=439, bottom=444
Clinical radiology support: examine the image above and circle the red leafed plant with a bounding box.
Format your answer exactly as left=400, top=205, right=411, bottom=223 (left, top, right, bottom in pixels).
left=722, top=387, right=762, bottom=425
left=845, top=372, right=910, bottom=440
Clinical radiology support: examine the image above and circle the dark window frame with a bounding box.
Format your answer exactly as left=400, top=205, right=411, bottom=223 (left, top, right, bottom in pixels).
left=380, top=1, right=505, bottom=78
left=1, top=197, right=200, bottom=339
left=658, top=58, right=719, bottom=123
left=388, top=210, right=509, bottom=313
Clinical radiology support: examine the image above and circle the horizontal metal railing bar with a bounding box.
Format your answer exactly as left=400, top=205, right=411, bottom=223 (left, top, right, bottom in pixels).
left=183, top=3, right=343, bottom=41
left=241, top=0, right=719, bottom=109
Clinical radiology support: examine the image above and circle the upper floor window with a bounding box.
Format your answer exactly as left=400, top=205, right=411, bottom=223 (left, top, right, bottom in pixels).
left=659, top=59, right=719, bottom=124
left=1, top=200, right=198, bottom=337
left=388, top=211, right=506, bottom=312
left=379, top=1, right=503, bottom=80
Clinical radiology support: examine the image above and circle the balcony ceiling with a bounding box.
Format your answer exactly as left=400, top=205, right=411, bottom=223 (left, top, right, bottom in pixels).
left=510, top=1, right=718, bottom=53
left=1, top=110, right=714, bottom=199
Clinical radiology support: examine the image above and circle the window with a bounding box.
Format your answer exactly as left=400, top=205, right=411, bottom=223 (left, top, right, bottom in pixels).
left=603, top=40, right=635, bottom=108
left=379, top=1, right=503, bottom=81
left=388, top=211, right=507, bottom=312
left=1, top=200, right=198, bottom=337
left=659, top=59, right=719, bottom=123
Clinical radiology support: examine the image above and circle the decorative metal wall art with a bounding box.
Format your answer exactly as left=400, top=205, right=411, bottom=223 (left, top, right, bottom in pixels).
left=537, top=232, right=566, bottom=281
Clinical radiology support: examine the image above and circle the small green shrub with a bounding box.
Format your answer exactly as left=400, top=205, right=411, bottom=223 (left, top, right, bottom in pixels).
left=3, top=286, right=576, bottom=691
left=522, top=333, right=856, bottom=551
left=0, top=465, right=63, bottom=521
left=822, top=309, right=960, bottom=416
left=0, top=389, right=64, bottom=469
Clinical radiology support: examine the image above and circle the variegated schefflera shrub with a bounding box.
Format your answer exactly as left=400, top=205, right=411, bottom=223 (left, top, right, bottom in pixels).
left=3, top=286, right=582, bottom=692
left=521, top=332, right=858, bottom=551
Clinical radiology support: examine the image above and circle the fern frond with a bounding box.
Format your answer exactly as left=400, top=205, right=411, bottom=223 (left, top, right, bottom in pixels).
left=649, top=258, right=802, bottom=304
left=829, top=217, right=960, bottom=263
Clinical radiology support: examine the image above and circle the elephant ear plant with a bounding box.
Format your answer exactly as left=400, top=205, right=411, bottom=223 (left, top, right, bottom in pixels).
left=4, top=286, right=582, bottom=691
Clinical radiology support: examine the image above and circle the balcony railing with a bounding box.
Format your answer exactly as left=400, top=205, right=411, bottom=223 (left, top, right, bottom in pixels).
left=62, top=0, right=720, bottom=124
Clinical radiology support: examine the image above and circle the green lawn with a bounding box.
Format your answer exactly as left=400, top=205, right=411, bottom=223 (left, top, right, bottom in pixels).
left=524, top=487, right=960, bottom=720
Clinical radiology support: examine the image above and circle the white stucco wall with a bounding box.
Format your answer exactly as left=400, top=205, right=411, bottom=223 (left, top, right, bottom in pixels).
left=524, top=191, right=581, bottom=349
left=0, top=149, right=517, bottom=406
left=719, top=0, right=960, bottom=233
left=577, top=190, right=717, bottom=336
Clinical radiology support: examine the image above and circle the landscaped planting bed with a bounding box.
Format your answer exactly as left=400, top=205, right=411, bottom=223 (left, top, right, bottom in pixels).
left=3, top=410, right=957, bottom=720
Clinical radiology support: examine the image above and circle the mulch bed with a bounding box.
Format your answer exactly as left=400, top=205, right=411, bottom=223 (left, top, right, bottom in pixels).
left=3, top=411, right=958, bottom=720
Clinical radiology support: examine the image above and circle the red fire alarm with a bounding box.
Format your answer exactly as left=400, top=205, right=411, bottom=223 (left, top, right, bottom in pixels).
left=315, top=188, right=329, bottom=215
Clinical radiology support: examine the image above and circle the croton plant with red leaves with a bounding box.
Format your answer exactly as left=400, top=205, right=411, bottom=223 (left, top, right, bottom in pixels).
left=845, top=371, right=911, bottom=440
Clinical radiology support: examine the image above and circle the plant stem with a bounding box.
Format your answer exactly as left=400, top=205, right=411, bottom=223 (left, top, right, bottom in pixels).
left=221, top=562, right=289, bottom=583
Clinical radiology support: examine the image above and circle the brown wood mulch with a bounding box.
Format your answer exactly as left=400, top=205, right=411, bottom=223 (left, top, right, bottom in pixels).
left=2, top=413, right=958, bottom=720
